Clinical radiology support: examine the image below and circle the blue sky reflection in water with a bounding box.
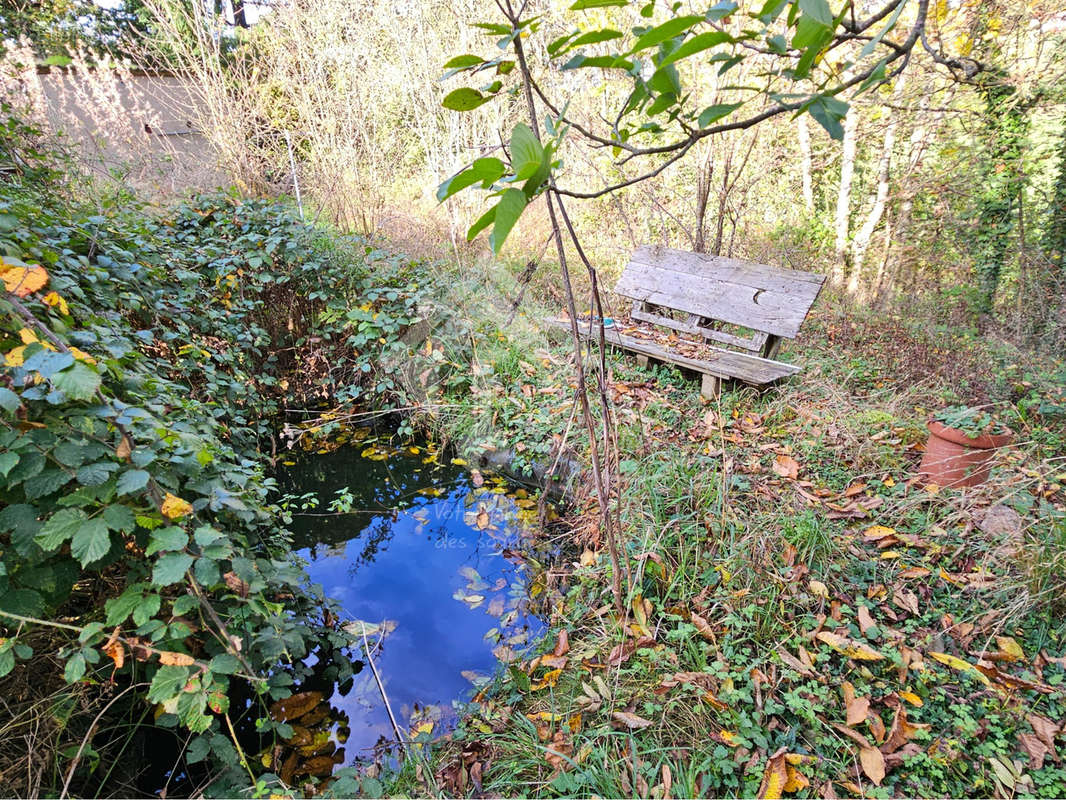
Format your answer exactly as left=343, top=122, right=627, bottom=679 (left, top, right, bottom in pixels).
left=279, top=436, right=546, bottom=762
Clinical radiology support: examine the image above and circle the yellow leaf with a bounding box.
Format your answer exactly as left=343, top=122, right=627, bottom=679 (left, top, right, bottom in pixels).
left=757, top=752, right=789, bottom=799
left=809, top=580, right=829, bottom=598
left=928, top=651, right=991, bottom=685
left=161, top=492, right=193, bottom=520
left=1, top=264, right=49, bottom=297
left=18, top=328, right=39, bottom=344
left=816, top=631, right=884, bottom=661
left=995, top=636, right=1024, bottom=661
left=42, top=291, right=69, bottom=315
left=898, top=690, right=923, bottom=707
left=531, top=668, right=562, bottom=691
left=864, top=525, right=896, bottom=539
left=4, top=345, right=26, bottom=366
left=784, top=764, right=809, bottom=792
left=69, top=346, right=96, bottom=364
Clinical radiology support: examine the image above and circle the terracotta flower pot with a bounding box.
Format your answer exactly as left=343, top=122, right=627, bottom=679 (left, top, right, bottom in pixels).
left=919, top=420, right=1013, bottom=488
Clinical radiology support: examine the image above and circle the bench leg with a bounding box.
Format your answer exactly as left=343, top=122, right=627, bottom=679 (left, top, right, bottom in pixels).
left=701, top=373, right=722, bottom=399
left=636, top=354, right=649, bottom=368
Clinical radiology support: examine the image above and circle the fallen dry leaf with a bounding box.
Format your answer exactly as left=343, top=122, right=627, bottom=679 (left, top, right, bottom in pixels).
left=611, top=711, right=654, bottom=730
left=842, top=681, right=870, bottom=726
left=817, top=631, right=885, bottom=661
left=859, top=746, right=886, bottom=786
left=756, top=750, right=789, bottom=799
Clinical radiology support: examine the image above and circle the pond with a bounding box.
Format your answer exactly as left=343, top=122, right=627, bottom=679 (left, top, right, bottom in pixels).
left=274, top=430, right=551, bottom=766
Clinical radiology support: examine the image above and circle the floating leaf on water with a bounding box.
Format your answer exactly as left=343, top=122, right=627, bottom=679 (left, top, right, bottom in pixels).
left=342, top=618, right=398, bottom=639
left=270, top=691, right=324, bottom=722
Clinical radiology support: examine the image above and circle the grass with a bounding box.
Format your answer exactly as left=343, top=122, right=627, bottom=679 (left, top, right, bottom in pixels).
left=398, top=276, right=1066, bottom=798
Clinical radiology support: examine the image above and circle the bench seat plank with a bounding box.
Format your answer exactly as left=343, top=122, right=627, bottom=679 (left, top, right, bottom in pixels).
left=546, top=319, right=801, bottom=385
left=616, top=245, right=824, bottom=339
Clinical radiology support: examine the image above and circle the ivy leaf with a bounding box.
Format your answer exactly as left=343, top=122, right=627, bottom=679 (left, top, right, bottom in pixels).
left=64, top=651, right=87, bottom=683
left=116, top=469, right=150, bottom=496
left=153, top=552, right=195, bottom=586
left=489, top=189, right=528, bottom=255
left=71, top=518, right=111, bottom=566
left=51, top=362, right=101, bottom=402
left=36, top=508, right=88, bottom=552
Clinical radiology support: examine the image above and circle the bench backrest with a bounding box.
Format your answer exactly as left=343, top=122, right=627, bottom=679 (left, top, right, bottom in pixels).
left=614, top=245, right=825, bottom=350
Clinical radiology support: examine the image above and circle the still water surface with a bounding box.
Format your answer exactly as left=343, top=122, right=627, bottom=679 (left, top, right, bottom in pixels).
left=278, top=434, right=547, bottom=762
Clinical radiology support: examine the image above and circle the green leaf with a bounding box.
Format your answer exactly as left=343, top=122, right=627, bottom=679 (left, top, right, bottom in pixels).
left=71, top=519, right=111, bottom=566
left=561, top=54, right=634, bottom=70
left=24, top=468, right=71, bottom=500
left=442, top=54, right=484, bottom=69
left=36, top=509, right=88, bottom=552
left=51, top=362, right=101, bottom=402
left=1, top=504, right=42, bottom=556
left=707, top=0, right=738, bottom=20
left=567, top=29, right=624, bottom=50
left=77, top=461, right=116, bottom=487
left=64, top=652, right=87, bottom=683
left=466, top=204, right=497, bottom=242
left=509, top=124, right=545, bottom=181
left=147, top=665, right=191, bottom=703
left=210, top=653, right=241, bottom=675
left=698, top=102, right=743, bottom=127
left=153, top=552, right=195, bottom=586
left=569, top=0, right=627, bottom=8
left=0, top=387, right=20, bottom=413
left=106, top=585, right=146, bottom=626
left=0, top=451, right=19, bottom=478
left=0, top=587, right=45, bottom=616
left=442, top=87, right=490, bottom=111
left=102, top=504, right=135, bottom=533
left=657, top=31, right=733, bottom=67
left=631, top=15, right=705, bottom=53
left=807, top=94, right=849, bottom=139
left=489, top=189, right=528, bottom=255
left=116, top=469, right=150, bottom=496
left=146, top=527, right=189, bottom=556
left=756, top=0, right=790, bottom=23
left=437, top=157, right=507, bottom=203
left=798, top=0, right=833, bottom=26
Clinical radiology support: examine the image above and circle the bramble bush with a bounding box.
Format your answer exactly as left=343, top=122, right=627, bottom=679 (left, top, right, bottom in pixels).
left=0, top=107, right=454, bottom=794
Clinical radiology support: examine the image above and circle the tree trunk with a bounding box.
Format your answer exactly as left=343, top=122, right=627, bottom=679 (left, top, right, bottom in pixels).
left=849, top=75, right=906, bottom=296
left=833, top=101, right=858, bottom=285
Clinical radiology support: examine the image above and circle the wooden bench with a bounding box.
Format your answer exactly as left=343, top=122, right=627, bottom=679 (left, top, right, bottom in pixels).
left=553, top=245, right=825, bottom=398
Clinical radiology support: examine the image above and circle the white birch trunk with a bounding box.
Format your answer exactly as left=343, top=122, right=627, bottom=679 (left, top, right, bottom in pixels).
left=849, top=75, right=907, bottom=295
left=833, top=102, right=858, bottom=285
